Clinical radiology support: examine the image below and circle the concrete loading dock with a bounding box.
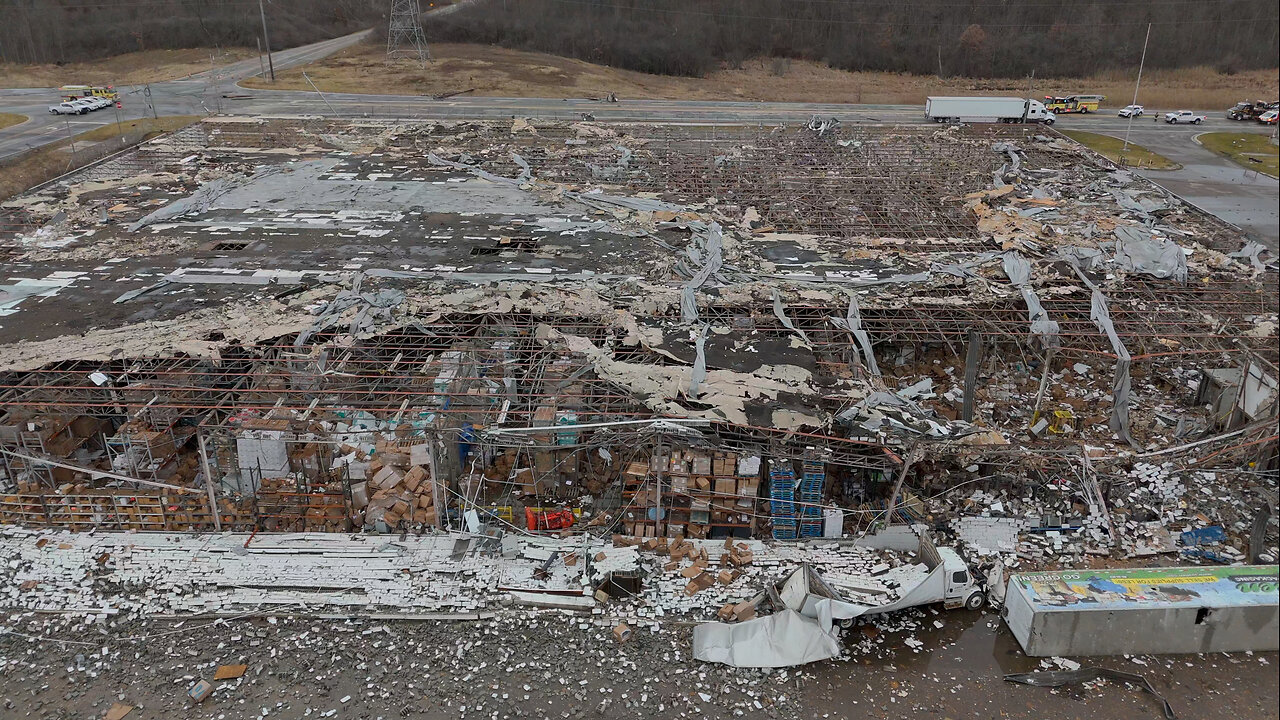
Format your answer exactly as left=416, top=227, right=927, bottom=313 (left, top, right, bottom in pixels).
left=1003, top=565, right=1280, bottom=656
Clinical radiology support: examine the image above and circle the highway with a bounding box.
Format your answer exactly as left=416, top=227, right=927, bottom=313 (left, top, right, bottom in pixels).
left=2, top=31, right=1276, bottom=244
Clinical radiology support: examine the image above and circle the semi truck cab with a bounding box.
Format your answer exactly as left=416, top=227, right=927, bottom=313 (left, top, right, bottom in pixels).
left=1023, top=100, right=1056, bottom=124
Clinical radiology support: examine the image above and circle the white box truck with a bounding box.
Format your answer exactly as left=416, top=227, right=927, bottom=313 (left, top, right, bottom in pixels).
left=925, top=96, right=1056, bottom=124
left=692, top=531, right=987, bottom=667
left=785, top=532, right=987, bottom=628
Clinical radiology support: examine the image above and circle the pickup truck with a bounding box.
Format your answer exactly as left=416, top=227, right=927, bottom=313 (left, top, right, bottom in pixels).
left=1164, top=110, right=1206, bottom=124
left=48, top=101, right=87, bottom=115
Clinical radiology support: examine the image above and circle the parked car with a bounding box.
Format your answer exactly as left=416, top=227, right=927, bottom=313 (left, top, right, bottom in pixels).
left=83, top=96, right=110, bottom=110
left=48, top=101, right=85, bottom=115
left=1118, top=104, right=1144, bottom=118
left=1164, top=110, right=1205, bottom=124
left=1260, top=110, right=1278, bottom=125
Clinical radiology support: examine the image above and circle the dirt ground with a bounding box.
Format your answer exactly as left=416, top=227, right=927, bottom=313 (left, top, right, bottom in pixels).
left=240, top=42, right=1280, bottom=110
left=0, top=47, right=255, bottom=88
left=0, top=609, right=1275, bottom=720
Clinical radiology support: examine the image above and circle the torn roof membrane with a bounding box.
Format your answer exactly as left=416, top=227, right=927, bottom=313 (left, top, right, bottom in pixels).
left=0, top=117, right=1274, bottom=455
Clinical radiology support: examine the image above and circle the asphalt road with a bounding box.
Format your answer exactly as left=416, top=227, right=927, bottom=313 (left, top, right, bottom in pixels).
left=2, top=34, right=1276, bottom=245
left=0, top=30, right=370, bottom=160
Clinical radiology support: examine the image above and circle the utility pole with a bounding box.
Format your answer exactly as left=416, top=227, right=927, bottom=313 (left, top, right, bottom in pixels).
left=256, top=36, right=266, bottom=78
left=303, top=71, right=337, bottom=115
left=259, top=0, right=275, bottom=82
left=1022, top=68, right=1034, bottom=122
left=143, top=84, right=158, bottom=119
left=1123, top=23, right=1152, bottom=153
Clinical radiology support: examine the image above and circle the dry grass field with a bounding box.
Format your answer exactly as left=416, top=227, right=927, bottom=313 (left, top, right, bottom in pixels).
left=240, top=42, right=1278, bottom=110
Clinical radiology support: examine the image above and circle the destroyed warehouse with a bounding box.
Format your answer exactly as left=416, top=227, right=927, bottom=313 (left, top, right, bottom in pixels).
left=0, top=117, right=1276, bottom=654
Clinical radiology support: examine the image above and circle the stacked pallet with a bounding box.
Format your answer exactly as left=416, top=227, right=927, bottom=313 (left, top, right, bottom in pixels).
left=770, top=464, right=797, bottom=540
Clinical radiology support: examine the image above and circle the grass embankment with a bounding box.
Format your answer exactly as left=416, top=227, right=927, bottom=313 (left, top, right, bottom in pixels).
left=0, top=48, right=254, bottom=88
left=1059, top=130, right=1181, bottom=170
left=240, top=42, right=1278, bottom=110
left=1197, top=132, right=1280, bottom=178
left=0, top=113, right=28, bottom=131
left=0, top=116, right=199, bottom=201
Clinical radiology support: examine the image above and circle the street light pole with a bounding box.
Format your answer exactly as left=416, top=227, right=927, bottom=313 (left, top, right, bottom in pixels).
left=1123, top=23, right=1152, bottom=153
left=259, top=0, right=276, bottom=82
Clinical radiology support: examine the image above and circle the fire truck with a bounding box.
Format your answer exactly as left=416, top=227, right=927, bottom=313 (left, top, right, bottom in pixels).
left=1043, top=94, right=1104, bottom=113
left=59, top=85, right=120, bottom=102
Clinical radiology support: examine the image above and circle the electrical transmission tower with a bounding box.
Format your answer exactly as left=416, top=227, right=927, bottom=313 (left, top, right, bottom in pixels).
left=387, top=0, right=430, bottom=66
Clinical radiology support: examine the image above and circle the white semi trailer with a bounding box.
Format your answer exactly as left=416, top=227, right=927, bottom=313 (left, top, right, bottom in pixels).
left=926, top=96, right=1056, bottom=124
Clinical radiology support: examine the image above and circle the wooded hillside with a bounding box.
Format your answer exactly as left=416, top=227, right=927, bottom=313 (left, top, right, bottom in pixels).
left=0, top=0, right=384, bottom=64
left=424, top=0, right=1279, bottom=79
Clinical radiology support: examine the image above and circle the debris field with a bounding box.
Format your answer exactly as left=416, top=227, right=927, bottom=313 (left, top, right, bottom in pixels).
left=0, top=116, right=1276, bottom=718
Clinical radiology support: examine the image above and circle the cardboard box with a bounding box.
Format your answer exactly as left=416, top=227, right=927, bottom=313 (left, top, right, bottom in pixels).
left=691, top=453, right=712, bottom=476
left=402, top=465, right=428, bottom=492
left=531, top=405, right=556, bottom=443
left=714, top=477, right=736, bottom=496
left=513, top=468, right=535, bottom=495
left=371, top=466, right=405, bottom=491
left=684, top=572, right=716, bottom=595
left=694, top=476, right=711, bottom=491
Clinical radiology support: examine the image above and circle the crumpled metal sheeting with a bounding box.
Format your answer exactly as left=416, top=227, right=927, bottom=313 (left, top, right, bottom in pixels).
left=1055, top=245, right=1105, bottom=270
left=688, top=323, right=709, bottom=399
left=681, top=222, right=724, bottom=323
left=1003, top=668, right=1176, bottom=719
left=1110, top=187, right=1173, bottom=216
left=1229, top=241, right=1269, bottom=272
left=1002, top=251, right=1061, bottom=348
left=827, top=293, right=881, bottom=377
left=992, top=141, right=1022, bottom=186
left=1113, top=226, right=1188, bottom=283
left=772, top=289, right=811, bottom=347
left=428, top=152, right=524, bottom=188
left=571, top=191, right=686, bottom=214
left=511, top=152, right=532, bottom=185
left=835, top=380, right=954, bottom=438
left=1061, top=256, right=1137, bottom=447
left=587, top=144, right=633, bottom=180
left=1090, top=288, right=1136, bottom=447
left=127, top=166, right=279, bottom=230
left=295, top=272, right=405, bottom=349
left=932, top=250, right=1004, bottom=279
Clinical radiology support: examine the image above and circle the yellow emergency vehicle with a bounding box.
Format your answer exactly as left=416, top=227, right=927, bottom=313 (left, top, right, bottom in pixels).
left=1043, top=95, right=1104, bottom=113
left=59, top=85, right=119, bottom=102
